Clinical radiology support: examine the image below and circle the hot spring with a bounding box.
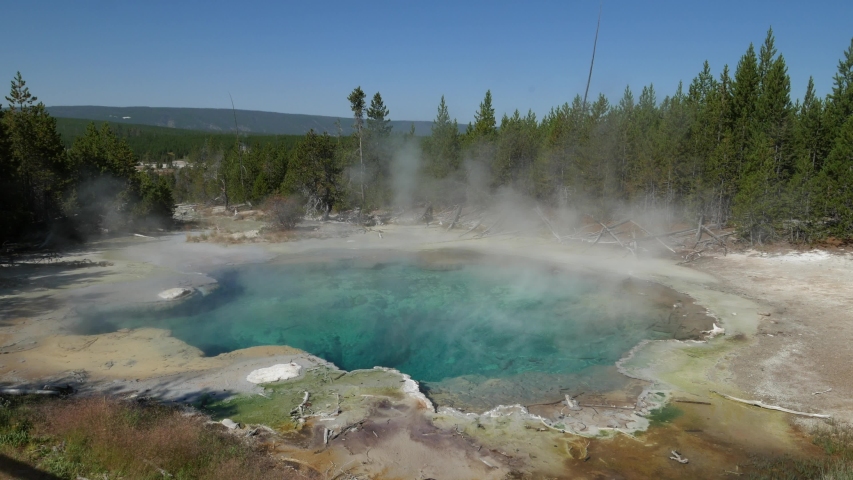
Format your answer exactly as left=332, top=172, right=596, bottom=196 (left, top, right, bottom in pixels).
left=76, top=250, right=712, bottom=411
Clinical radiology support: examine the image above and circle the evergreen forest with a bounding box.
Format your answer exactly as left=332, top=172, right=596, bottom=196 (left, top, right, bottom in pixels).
left=1, top=29, right=852, bottom=244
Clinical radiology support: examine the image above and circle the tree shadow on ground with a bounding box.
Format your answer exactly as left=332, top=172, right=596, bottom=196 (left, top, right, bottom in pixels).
left=0, top=373, right=242, bottom=421
left=0, top=268, right=113, bottom=326
left=0, top=454, right=63, bottom=479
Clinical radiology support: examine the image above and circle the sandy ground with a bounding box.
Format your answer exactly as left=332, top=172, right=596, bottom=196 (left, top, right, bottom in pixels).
left=0, top=220, right=847, bottom=478
left=692, top=249, right=853, bottom=421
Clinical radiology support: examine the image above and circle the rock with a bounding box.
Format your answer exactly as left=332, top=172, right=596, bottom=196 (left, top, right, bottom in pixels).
left=157, top=287, right=194, bottom=300
left=221, top=418, right=239, bottom=429
left=245, top=363, right=302, bottom=384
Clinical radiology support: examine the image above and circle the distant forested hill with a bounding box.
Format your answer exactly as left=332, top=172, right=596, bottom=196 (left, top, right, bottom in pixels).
left=55, top=117, right=303, bottom=162
left=46, top=105, right=447, bottom=136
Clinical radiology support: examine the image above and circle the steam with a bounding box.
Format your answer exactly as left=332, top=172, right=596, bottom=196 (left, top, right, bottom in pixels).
left=389, top=138, right=422, bottom=209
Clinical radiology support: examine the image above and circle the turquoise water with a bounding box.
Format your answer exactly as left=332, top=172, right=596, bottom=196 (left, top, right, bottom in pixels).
left=77, top=258, right=696, bottom=407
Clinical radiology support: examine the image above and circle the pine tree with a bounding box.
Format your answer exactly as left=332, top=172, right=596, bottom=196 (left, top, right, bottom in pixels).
left=494, top=109, right=540, bottom=192
left=730, top=44, right=760, bottom=178
left=788, top=77, right=826, bottom=240
left=733, top=29, right=795, bottom=242
left=469, top=90, right=497, bottom=140
left=347, top=86, right=366, bottom=208
left=363, top=92, right=392, bottom=208
left=283, top=130, right=341, bottom=219
left=424, top=96, right=460, bottom=178
left=1, top=72, right=66, bottom=234
left=825, top=37, right=853, bottom=141
left=366, top=92, right=391, bottom=136
left=814, top=116, right=853, bottom=237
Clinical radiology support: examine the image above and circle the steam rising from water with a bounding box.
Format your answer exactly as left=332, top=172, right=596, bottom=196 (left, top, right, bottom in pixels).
left=76, top=257, right=709, bottom=409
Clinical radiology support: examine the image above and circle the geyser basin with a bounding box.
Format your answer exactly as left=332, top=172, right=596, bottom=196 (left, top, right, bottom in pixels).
left=77, top=250, right=712, bottom=411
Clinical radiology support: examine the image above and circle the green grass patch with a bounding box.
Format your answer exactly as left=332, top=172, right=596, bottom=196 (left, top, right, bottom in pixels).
left=647, top=404, right=684, bottom=427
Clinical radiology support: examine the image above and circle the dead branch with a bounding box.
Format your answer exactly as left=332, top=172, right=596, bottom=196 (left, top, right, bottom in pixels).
left=674, top=399, right=712, bottom=405
left=535, top=207, right=562, bottom=243
left=711, top=391, right=831, bottom=418
left=629, top=221, right=677, bottom=254
left=701, top=225, right=728, bottom=254
left=596, top=220, right=635, bottom=256
left=590, top=219, right=630, bottom=246
left=670, top=450, right=689, bottom=464
left=475, top=214, right=505, bottom=239
left=459, top=219, right=483, bottom=238
left=579, top=403, right=634, bottom=410
left=290, top=391, right=310, bottom=416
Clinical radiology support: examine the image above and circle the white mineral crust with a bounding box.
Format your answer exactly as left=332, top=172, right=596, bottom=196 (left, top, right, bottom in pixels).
left=157, top=287, right=194, bottom=300
left=246, top=363, right=302, bottom=384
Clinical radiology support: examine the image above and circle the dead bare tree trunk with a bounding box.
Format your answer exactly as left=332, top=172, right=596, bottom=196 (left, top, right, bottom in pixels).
left=693, top=214, right=704, bottom=249
left=446, top=204, right=463, bottom=231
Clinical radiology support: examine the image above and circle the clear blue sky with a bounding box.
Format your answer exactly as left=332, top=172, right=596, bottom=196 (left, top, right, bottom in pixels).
left=2, top=0, right=851, bottom=123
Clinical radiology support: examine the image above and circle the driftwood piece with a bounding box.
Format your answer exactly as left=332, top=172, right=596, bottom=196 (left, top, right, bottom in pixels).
left=291, top=391, right=310, bottom=416
left=670, top=450, right=689, bottom=464
left=446, top=205, right=463, bottom=231
left=535, top=207, right=562, bottom=243
left=674, top=399, right=712, bottom=405
left=711, top=391, right=830, bottom=418
left=579, top=403, right=634, bottom=410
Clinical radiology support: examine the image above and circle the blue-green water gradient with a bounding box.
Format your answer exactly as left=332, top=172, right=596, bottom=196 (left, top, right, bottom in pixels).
left=78, top=260, right=689, bottom=389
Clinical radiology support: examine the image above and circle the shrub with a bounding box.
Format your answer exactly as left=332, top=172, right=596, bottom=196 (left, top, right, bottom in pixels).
left=0, top=396, right=293, bottom=479
left=264, top=194, right=304, bottom=230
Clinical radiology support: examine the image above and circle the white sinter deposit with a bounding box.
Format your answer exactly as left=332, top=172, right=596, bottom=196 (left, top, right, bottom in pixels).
left=157, top=287, right=194, bottom=300
left=246, top=363, right=302, bottom=384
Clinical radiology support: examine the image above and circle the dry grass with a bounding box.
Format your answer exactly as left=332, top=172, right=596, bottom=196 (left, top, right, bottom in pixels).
left=744, top=419, right=853, bottom=479
left=0, top=396, right=295, bottom=479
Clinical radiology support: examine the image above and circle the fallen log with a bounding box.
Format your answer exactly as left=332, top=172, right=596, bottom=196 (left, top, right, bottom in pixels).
left=629, top=221, right=677, bottom=254
left=475, top=214, right=505, bottom=239
left=459, top=219, right=483, bottom=238
left=591, top=219, right=630, bottom=246
left=290, top=391, right=310, bottom=416
left=670, top=450, right=689, bottom=464
left=711, top=391, right=830, bottom=418
left=674, top=399, right=712, bottom=405
left=701, top=225, right=728, bottom=254
left=596, top=220, right=635, bottom=257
